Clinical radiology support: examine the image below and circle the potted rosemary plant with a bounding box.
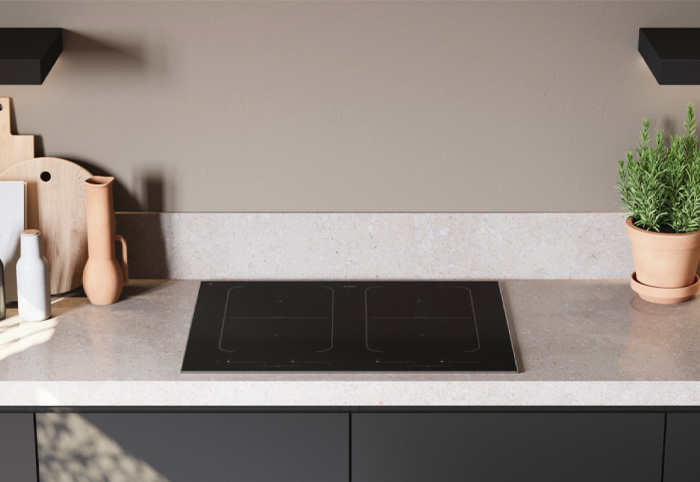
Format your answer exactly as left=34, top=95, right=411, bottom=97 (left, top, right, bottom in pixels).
left=617, top=104, right=700, bottom=304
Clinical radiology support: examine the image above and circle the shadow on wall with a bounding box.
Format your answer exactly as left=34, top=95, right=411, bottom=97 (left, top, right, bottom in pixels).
left=61, top=29, right=153, bottom=75
left=122, top=172, right=171, bottom=279
left=36, top=413, right=170, bottom=482
left=118, top=214, right=170, bottom=280
left=120, top=171, right=170, bottom=279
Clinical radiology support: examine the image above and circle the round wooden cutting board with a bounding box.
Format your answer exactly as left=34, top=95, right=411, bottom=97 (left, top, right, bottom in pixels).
left=0, top=157, right=92, bottom=294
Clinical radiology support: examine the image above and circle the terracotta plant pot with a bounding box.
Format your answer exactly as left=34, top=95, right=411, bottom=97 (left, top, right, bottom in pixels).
left=83, top=176, right=128, bottom=305
left=625, top=217, right=700, bottom=303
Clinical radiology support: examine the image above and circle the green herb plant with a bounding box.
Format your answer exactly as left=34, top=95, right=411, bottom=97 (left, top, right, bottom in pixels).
left=617, top=104, right=700, bottom=233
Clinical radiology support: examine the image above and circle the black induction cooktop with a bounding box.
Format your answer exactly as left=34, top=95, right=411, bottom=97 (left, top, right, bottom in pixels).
left=182, top=281, right=518, bottom=372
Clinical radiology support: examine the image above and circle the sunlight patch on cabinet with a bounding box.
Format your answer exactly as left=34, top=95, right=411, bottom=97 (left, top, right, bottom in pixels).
left=36, top=413, right=170, bottom=482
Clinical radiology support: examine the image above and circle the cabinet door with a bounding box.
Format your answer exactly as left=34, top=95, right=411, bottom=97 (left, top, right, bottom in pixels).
left=352, top=413, right=664, bottom=482
left=0, top=413, right=38, bottom=482
left=663, top=413, right=700, bottom=482
left=37, top=412, right=348, bottom=482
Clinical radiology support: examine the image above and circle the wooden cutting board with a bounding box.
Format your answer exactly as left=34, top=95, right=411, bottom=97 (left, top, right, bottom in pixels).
left=0, top=157, right=92, bottom=294
left=0, top=98, right=35, bottom=174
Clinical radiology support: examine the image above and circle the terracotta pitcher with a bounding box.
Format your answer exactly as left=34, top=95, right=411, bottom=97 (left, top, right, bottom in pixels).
left=83, top=176, right=128, bottom=305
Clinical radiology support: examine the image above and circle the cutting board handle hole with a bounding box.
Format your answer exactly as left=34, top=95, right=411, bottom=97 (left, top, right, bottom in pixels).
left=40, top=171, right=51, bottom=183
left=0, top=104, right=3, bottom=111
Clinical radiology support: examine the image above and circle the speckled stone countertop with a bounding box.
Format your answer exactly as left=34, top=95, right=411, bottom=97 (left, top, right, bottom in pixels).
left=1, top=280, right=699, bottom=407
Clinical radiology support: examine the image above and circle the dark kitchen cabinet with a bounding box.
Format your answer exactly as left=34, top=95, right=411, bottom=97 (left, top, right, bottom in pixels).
left=35, top=412, right=349, bottom=482
left=351, top=413, right=664, bottom=482
left=663, top=413, right=700, bottom=482
left=0, top=413, right=38, bottom=482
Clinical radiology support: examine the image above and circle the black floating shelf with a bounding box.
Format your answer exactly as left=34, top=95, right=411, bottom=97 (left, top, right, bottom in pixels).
left=639, top=28, right=700, bottom=85
left=0, top=28, right=63, bottom=85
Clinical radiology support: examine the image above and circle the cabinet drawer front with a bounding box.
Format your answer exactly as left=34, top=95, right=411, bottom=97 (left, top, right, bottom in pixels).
left=0, top=413, right=37, bottom=482
left=352, top=413, right=664, bottom=482
left=664, top=413, right=700, bottom=482
left=37, top=413, right=349, bottom=482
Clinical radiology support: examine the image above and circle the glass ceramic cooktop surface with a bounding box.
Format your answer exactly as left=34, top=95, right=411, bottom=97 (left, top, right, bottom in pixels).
left=182, top=281, right=517, bottom=372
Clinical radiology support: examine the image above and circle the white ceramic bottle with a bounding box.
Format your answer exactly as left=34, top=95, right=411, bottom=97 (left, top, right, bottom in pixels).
left=16, top=229, right=50, bottom=322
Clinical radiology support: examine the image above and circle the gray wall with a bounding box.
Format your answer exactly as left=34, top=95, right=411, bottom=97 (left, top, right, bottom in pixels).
left=1, top=1, right=699, bottom=213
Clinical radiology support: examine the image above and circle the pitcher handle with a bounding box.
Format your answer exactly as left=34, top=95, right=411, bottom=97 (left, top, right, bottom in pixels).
left=115, top=235, right=129, bottom=283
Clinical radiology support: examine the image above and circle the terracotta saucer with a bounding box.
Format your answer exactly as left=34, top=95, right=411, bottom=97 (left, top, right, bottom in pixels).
left=630, top=272, right=700, bottom=304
